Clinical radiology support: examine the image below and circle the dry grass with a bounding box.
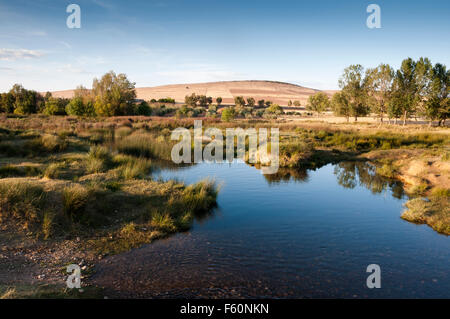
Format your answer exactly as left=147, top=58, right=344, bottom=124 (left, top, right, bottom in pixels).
left=402, top=198, right=450, bottom=235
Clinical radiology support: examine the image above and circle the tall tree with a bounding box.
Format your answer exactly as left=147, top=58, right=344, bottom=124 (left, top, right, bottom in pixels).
left=390, top=58, right=432, bottom=125
left=307, top=92, right=330, bottom=117
left=234, top=96, right=245, bottom=107
left=338, top=65, right=369, bottom=121
left=246, top=97, right=255, bottom=108
left=365, top=64, right=394, bottom=123
left=424, top=63, right=450, bottom=126
left=331, top=92, right=351, bottom=122
left=92, top=71, right=136, bottom=116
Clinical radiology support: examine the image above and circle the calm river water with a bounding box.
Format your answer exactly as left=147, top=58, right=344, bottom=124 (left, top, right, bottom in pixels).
left=92, top=162, right=450, bottom=298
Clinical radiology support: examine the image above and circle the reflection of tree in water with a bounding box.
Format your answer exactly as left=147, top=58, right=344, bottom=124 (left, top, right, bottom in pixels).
left=263, top=168, right=309, bottom=185
left=334, top=162, right=405, bottom=199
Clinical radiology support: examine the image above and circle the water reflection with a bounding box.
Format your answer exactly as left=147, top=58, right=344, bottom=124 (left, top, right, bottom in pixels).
left=333, top=161, right=405, bottom=199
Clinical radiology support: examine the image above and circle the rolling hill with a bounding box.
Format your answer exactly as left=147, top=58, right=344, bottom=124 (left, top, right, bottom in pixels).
left=50, top=80, right=334, bottom=106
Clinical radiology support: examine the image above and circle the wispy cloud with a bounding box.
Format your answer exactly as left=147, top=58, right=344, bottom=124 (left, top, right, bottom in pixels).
left=59, top=41, right=72, bottom=49
left=0, top=48, right=45, bottom=61
left=92, top=0, right=115, bottom=10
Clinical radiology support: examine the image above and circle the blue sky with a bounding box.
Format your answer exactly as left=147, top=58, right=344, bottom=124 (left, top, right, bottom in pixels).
left=0, top=0, right=449, bottom=92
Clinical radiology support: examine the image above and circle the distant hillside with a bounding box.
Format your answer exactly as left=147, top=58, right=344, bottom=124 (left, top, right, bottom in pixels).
left=49, top=80, right=334, bottom=106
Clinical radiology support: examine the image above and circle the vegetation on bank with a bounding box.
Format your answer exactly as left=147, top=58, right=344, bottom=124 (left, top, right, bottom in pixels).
left=0, top=123, right=218, bottom=256
left=0, top=115, right=448, bottom=301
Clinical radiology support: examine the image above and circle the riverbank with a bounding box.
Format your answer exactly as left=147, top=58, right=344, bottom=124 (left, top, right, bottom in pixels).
left=0, top=115, right=448, bottom=298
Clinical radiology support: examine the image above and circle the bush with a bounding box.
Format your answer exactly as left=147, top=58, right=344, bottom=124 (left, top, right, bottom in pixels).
left=221, top=107, right=235, bottom=122
left=135, top=101, right=152, bottom=116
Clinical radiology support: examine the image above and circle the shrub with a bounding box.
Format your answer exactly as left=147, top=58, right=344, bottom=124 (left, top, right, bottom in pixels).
left=221, top=107, right=235, bottom=122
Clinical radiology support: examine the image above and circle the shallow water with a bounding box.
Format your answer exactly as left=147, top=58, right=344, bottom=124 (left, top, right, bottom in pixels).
left=92, top=162, right=450, bottom=298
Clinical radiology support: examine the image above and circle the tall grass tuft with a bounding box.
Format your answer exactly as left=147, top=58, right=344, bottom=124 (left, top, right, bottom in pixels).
left=0, top=181, right=46, bottom=227
left=113, top=155, right=152, bottom=180
left=86, top=146, right=113, bottom=173
left=180, top=179, right=218, bottom=214
left=62, top=184, right=90, bottom=221
left=116, top=133, right=172, bottom=160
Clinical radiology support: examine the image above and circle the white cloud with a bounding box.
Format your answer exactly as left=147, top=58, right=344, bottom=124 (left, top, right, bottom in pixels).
left=59, top=41, right=72, bottom=49
left=0, top=49, right=45, bottom=61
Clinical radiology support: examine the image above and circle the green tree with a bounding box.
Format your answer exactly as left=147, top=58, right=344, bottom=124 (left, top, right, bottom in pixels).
left=43, top=97, right=66, bottom=115
left=307, top=92, right=330, bottom=117
left=365, top=64, right=394, bottom=123
left=92, top=71, right=136, bottom=116
left=258, top=99, right=265, bottom=108
left=221, top=107, right=235, bottom=122
left=0, top=92, right=15, bottom=113
left=10, top=84, right=41, bottom=115
left=391, top=58, right=423, bottom=125
left=265, top=103, right=283, bottom=115
left=246, top=97, right=255, bottom=107
left=331, top=92, right=351, bottom=122
left=216, top=97, right=222, bottom=106
left=234, top=96, right=245, bottom=107
left=185, top=93, right=198, bottom=107
left=338, top=65, right=369, bottom=121
left=135, top=101, right=152, bottom=116
left=424, top=63, right=449, bottom=126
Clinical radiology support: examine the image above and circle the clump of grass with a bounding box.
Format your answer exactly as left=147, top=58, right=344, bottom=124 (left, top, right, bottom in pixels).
left=150, top=211, right=177, bottom=233
left=278, top=141, right=314, bottom=168
left=113, top=155, right=151, bottom=180
left=27, top=134, right=68, bottom=154
left=41, top=211, right=54, bottom=240
left=86, top=146, right=113, bottom=173
left=0, top=181, right=46, bottom=228
left=44, top=163, right=65, bottom=179
left=62, top=184, right=90, bottom=221
left=180, top=179, right=218, bottom=214
left=402, top=198, right=450, bottom=235
left=116, top=133, right=172, bottom=160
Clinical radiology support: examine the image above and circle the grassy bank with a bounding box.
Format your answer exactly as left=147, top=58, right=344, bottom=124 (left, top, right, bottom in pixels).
left=0, top=115, right=448, bottom=298
left=0, top=119, right=219, bottom=297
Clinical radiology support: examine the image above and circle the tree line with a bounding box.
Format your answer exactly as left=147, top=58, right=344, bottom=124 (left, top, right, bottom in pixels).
left=0, top=71, right=150, bottom=117
left=307, top=57, right=449, bottom=126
